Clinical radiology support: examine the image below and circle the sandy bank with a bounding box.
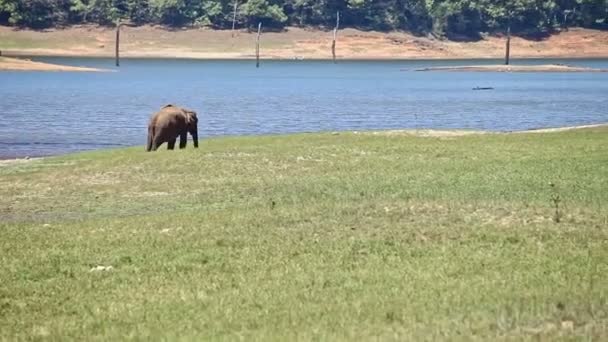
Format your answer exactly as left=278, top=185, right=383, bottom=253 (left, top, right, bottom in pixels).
left=2, top=25, right=608, bottom=60
left=415, top=64, right=608, bottom=72
left=0, top=56, right=110, bottom=72
left=510, top=123, right=608, bottom=133
left=0, top=157, right=42, bottom=165
left=356, top=123, right=608, bottom=137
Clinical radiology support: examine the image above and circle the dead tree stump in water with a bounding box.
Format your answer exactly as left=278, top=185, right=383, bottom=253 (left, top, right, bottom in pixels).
left=256, top=22, right=262, bottom=68
left=505, top=23, right=511, bottom=65
left=115, top=21, right=135, bottom=67
left=115, top=20, right=122, bottom=67
left=332, top=11, right=340, bottom=63
left=231, top=0, right=238, bottom=37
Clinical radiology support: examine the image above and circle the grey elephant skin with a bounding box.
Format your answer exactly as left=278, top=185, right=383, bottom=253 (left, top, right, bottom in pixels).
left=146, top=104, right=199, bottom=151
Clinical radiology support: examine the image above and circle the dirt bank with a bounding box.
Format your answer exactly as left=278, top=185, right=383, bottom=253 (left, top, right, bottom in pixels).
left=1, top=25, right=608, bottom=60
left=0, top=56, right=109, bottom=71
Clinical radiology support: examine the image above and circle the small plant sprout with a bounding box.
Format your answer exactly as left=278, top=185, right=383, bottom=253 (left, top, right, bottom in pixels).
left=549, top=182, right=562, bottom=223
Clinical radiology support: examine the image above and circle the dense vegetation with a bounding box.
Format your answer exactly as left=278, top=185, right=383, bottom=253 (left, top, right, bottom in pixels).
left=0, top=0, right=607, bottom=37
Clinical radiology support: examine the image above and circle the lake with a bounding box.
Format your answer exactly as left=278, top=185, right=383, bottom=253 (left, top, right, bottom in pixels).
left=1, top=58, right=607, bottom=159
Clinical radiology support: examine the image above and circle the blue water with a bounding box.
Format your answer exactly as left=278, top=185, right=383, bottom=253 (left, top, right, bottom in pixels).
left=1, top=57, right=607, bottom=158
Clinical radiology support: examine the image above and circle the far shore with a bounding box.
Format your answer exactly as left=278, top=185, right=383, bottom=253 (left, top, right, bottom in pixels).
left=2, top=123, right=605, bottom=163
left=2, top=25, right=608, bottom=61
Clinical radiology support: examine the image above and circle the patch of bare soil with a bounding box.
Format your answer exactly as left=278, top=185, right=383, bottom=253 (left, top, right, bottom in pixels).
left=1, top=25, right=608, bottom=59
left=357, top=123, right=608, bottom=137
left=0, top=56, right=109, bottom=71
left=0, top=157, right=40, bottom=166
left=511, top=123, right=608, bottom=133
left=356, top=129, right=489, bottom=137
left=415, top=64, right=607, bottom=72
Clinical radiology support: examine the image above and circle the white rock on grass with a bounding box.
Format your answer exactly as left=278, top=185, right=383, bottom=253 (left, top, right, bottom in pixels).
left=89, top=265, right=114, bottom=272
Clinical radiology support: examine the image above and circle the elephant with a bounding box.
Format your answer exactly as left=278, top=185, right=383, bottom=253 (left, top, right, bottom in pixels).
left=146, top=104, right=199, bottom=151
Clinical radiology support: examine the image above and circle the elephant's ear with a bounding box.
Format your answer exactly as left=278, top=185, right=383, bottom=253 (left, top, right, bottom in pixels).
left=185, top=110, right=198, bottom=125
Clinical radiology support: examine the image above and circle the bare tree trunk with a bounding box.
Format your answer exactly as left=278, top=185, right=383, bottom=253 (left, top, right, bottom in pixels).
left=256, top=22, right=262, bottom=68
left=332, top=11, right=340, bottom=63
left=563, top=9, right=574, bottom=31
left=505, top=24, right=511, bottom=66
left=231, top=0, right=238, bottom=37
left=115, top=20, right=121, bottom=67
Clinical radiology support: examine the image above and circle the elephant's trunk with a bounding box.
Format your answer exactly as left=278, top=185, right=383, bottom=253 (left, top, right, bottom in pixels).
left=191, top=128, right=199, bottom=148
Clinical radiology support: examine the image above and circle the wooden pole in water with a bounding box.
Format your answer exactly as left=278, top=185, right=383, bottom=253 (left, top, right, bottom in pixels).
left=504, top=23, right=511, bottom=65
left=115, top=20, right=121, bottom=67
left=256, top=22, right=262, bottom=68
left=231, top=0, right=238, bottom=37
left=332, top=11, right=340, bottom=63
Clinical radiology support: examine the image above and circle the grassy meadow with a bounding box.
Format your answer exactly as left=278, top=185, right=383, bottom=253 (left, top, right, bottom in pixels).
left=1, top=127, right=607, bottom=340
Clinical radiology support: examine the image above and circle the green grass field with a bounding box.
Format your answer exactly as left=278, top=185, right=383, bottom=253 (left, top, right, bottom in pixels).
left=1, top=127, right=607, bottom=340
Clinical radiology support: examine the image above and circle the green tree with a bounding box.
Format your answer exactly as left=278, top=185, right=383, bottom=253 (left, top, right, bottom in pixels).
left=0, top=0, right=70, bottom=27
left=85, top=0, right=120, bottom=24
left=0, top=0, right=19, bottom=25
left=285, top=0, right=331, bottom=26
left=151, top=0, right=188, bottom=25
left=241, top=0, right=288, bottom=27
left=196, top=0, right=235, bottom=28
left=68, top=0, right=88, bottom=22
left=127, top=0, right=153, bottom=24
left=0, top=0, right=606, bottom=34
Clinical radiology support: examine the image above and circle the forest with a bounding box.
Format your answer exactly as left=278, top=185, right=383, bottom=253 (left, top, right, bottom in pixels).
left=0, top=0, right=607, bottom=38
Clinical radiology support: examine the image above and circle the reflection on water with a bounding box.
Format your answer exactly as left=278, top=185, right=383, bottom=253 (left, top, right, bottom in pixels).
left=1, top=58, right=607, bottom=158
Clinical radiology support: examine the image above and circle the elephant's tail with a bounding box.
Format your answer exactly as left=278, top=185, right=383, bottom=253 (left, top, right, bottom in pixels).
left=146, top=126, right=154, bottom=151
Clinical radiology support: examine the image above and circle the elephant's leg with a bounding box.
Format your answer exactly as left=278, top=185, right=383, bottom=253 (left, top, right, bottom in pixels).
left=152, top=135, right=164, bottom=151
left=179, top=132, right=187, bottom=149
left=167, top=138, right=176, bottom=150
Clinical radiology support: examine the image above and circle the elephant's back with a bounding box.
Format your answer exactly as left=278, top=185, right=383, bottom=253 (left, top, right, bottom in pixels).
left=149, top=107, right=185, bottom=127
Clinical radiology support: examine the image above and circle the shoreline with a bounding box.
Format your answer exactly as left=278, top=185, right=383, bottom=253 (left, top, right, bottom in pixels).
left=2, top=123, right=605, bottom=163
left=0, top=56, right=111, bottom=72
left=414, top=64, right=608, bottom=72
left=2, top=54, right=606, bottom=73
